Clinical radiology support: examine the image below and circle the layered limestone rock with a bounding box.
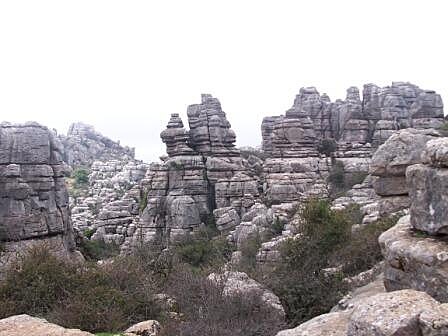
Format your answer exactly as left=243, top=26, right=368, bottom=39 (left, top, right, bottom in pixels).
left=380, top=137, right=448, bottom=302
left=60, top=122, right=135, bottom=167
left=71, top=159, right=148, bottom=246
left=369, top=128, right=439, bottom=217
left=128, top=95, right=260, bottom=249
left=0, top=122, right=80, bottom=270
left=276, top=290, right=448, bottom=336
left=261, top=82, right=443, bottom=211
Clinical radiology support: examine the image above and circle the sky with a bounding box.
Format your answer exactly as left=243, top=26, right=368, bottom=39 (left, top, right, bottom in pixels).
left=0, top=0, right=447, bottom=162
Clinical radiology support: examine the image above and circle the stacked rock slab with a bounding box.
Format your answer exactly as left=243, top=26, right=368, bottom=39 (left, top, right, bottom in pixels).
left=0, top=122, right=80, bottom=270
left=128, top=95, right=259, bottom=249
left=380, top=137, right=448, bottom=302
left=59, top=122, right=135, bottom=167
left=369, top=128, right=439, bottom=218
left=70, top=159, right=148, bottom=246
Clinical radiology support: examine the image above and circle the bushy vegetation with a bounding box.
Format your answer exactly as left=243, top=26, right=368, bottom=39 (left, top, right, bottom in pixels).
left=0, top=245, right=164, bottom=333
left=174, top=226, right=233, bottom=270
left=72, top=167, right=89, bottom=187
left=244, top=199, right=397, bottom=327
left=317, top=138, right=337, bottom=156
left=160, top=266, right=285, bottom=336
left=78, top=238, right=120, bottom=261
left=0, top=199, right=396, bottom=335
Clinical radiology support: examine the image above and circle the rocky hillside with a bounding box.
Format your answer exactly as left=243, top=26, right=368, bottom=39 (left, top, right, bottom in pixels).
left=1, top=81, right=448, bottom=336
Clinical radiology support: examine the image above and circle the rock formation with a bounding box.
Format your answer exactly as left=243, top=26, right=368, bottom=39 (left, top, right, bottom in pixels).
left=369, top=128, right=440, bottom=218
left=60, top=122, right=135, bottom=167
left=380, top=137, right=448, bottom=302
left=0, top=315, right=94, bottom=336
left=0, top=122, right=81, bottom=271
left=128, top=95, right=260, bottom=248
left=71, top=159, right=148, bottom=246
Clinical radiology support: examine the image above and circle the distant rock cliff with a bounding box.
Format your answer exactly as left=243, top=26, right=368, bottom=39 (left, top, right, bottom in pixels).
left=59, top=122, right=135, bottom=167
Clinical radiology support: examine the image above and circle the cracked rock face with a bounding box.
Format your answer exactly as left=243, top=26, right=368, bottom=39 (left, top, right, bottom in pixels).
left=128, top=95, right=259, bottom=248
left=0, top=122, right=79, bottom=270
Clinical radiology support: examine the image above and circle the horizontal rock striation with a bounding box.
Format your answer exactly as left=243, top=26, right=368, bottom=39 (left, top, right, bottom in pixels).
left=0, top=122, right=80, bottom=270
left=128, top=95, right=260, bottom=249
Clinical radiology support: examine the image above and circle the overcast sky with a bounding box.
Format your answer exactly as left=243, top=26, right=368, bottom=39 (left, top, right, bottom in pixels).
left=0, top=0, right=447, bottom=162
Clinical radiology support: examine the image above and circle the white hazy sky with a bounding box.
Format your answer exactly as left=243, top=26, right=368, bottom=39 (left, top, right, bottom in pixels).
left=0, top=0, right=447, bottom=162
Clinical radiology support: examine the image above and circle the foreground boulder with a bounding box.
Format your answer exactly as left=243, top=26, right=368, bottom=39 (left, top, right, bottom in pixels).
left=0, top=315, right=93, bottom=336
left=124, top=320, right=161, bottom=336
left=276, top=290, right=448, bottom=336
left=276, top=311, right=351, bottom=336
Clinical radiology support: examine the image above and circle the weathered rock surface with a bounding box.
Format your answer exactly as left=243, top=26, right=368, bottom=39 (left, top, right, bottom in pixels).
left=277, top=290, right=448, bottom=336
left=208, top=271, right=285, bottom=319
left=0, top=122, right=80, bottom=270
left=380, top=216, right=448, bottom=303
left=276, top=311, right=350, bottom=336
left=347, top=290, right=440, bottom=336
left=60, top=122, right=135, bottom=167
left=124, top=320, right=161, bottom=336
left=0, top=314, right=93, bottom=336
left=369, top=128, right=439, bottom=218
left=128, top=95, right=260, bottom=248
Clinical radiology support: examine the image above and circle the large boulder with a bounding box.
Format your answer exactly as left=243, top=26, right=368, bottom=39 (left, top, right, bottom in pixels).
left=276, top=311, right=350, bottom=336
left=124, top=320, right=161, bottom=336
left=0, top=315, right=93, bottom=336
left=347, top=290, right=440, bottom=336
left=379, top=215, right=448, bottom=302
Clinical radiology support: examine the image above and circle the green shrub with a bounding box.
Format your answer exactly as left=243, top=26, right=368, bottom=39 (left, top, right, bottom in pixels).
left=78, top=239, right=120, bottom=261
left=83, top=228, right=96, bottom=239
left=238, top=233, right=262, bottom=274
left=72, top=168, right=89, bottom=187
left=317, top=138, right=337, bottom=156
left=438, top=121, right=448, bottom=136
left=139, top=190, right=148, bottom=213
left=174, top=227, right=232, bottom=270
left=258, top=199, right=394, bottom=326
left=328, top=160, right=345, bottom=192
left=0, top=245, right=164, bottom=333
left=160, top=267, right=285, bottom=336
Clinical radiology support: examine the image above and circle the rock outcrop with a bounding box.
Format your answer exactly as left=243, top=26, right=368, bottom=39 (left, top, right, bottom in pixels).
left=0, top=122, right=81, bottom=270
left=380, top=137, right=448, bottom=302
left=128, top=95, right=260, bottom=248
left=276, top=289, right=448, bottom=336
left=0, top=315, right=94, bottom=336
left=60, top=122, right=135, bottom=167
left=369, top=128, right=440, bottom=217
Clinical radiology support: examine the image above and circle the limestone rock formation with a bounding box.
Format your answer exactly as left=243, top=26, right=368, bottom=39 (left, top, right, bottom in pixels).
left=0, top=314, right=93, bottom=336
left=128, top=95, right=260, bottom=248
left=369, top=128, right=439, bottom=217
left=70, top=159, right=148, bottom=246
left=276, top=290, right=448, bottom=336
left=380, top=138, right=448, bottom=301
left=0, top=122, right=80, bottom=269
left=60, top=122, right=135, bottom=167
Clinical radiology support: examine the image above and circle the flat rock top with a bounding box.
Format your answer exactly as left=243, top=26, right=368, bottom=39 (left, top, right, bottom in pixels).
left=0, top=315, right=93, bottom=336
